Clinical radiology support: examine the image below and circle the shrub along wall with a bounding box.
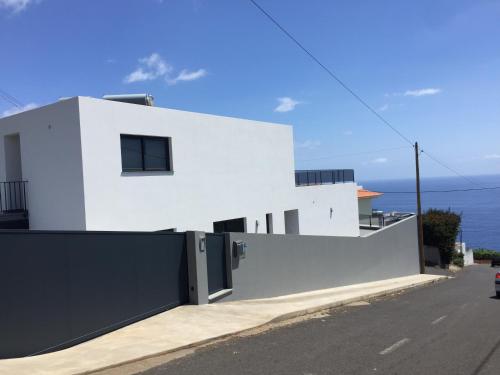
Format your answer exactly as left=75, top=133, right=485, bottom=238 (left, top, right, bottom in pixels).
left=422, top=209, right=461, bottom=266
left=473, top=249, right=500, bottom=260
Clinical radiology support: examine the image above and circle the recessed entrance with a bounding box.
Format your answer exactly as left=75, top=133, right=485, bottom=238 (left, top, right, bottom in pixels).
left=4, top=134, right=22, bottom=182
left=284, top=209, right=300, bottom=234
left=266, top=213, right=273, bottom=234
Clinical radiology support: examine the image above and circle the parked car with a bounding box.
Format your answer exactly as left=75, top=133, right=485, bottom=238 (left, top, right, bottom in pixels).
left=491, top=256, right=500, bottom=267
left=496, top=273, right=500, bottom=298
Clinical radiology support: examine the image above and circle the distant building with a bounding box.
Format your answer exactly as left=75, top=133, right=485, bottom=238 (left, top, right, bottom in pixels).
left=357, top=187, right=383, bottom=219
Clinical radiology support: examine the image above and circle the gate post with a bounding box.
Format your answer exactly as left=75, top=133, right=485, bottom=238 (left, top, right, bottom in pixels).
left=186, top=231, right=209, bottom=305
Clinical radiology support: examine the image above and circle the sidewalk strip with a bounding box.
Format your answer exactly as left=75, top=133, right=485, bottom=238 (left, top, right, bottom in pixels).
left=0, top=274, right=447, bottom=375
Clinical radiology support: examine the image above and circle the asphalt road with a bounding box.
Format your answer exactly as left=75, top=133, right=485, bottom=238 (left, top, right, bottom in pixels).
left=139, top=266, right=500, bottom=375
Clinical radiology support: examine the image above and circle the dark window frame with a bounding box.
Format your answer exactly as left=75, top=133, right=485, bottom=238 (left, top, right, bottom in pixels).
left=120, top=134, right=173, bottom=172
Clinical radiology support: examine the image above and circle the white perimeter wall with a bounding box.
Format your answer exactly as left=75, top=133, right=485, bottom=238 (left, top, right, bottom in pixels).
left=78, top=97, right=360, bottom=236
left=0, top=98, right=87, bottom=229
left=456, top=242, right=474, bottom=266
left=295, top=183, right=359, bottom=236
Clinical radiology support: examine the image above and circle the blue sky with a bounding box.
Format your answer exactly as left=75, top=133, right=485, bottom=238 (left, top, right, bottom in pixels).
left=1, top=0, right=499, bottom=181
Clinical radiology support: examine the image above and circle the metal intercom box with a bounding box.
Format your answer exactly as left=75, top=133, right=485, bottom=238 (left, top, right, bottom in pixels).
left=233, top=240, right=247, bottom=259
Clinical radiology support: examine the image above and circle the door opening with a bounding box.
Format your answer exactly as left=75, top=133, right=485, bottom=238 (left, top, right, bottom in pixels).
left=4, top=134, right=22, bottom=181
left=266, top=213, right=273, bottom=234
left=284, top=209, right=300, bottom=234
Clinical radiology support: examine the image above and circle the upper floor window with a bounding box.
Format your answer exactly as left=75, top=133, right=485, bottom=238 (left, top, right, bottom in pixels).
left=120, top=135, right=172, bottom=172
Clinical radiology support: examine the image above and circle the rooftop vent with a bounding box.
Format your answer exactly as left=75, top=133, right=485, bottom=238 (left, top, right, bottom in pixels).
left=102, top=94, right=154, bottom=107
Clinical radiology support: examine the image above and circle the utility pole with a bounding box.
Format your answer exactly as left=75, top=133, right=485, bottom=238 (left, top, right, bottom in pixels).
left=415, top=142, right=425, bottom=274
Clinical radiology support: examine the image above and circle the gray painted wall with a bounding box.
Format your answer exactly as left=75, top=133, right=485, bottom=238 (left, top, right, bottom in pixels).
left=224, top=215, right=419, bottom=301
left=0, top=230, right=188, bottom=359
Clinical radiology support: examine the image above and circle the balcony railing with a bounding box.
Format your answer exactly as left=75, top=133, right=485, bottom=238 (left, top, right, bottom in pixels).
left=359, top=213, right=385, bottom=228
left=360, top=211, right=414, bottom=230
left=295, top=169, right=355, bottom=186
left=0, top=181, right=28, bottom=214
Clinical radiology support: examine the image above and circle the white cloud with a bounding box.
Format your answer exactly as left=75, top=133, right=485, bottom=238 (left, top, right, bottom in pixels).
left=124, top=53, right=171, bottom=83
left=295, top=140, right=321, bottom=150
left=0, top=0, right=34, bottom=13
left=342, top=130, right=353, bottom=136
left=370, top=157, right=388, bottom=164
left=124, top=53, right=206, bottom=86
left=403, top=88, right=442, bottom=97
left=378, top=104, right=389, bottom=112
left=274, top=97, right=300, bottom=113
left=1, top=102, right=38, bottom=118
left=167, top=68, right=207, bottom=85
left=484, top=154, right=500, bottom=159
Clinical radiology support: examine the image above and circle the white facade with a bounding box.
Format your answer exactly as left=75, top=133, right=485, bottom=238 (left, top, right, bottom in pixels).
left=0, top=96, right=360, bottom=236
left=358, top=198, right=373, bottom=216
left=456, top=242, right=474, bottom=266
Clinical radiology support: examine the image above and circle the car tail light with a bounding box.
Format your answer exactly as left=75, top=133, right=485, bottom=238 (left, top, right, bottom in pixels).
left=496, top=273, right=500, bottom=279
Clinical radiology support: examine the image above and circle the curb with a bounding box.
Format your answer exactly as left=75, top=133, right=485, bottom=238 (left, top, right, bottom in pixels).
left=269, top=276, right=449, bottom=324
left=82, top=275, right=448, bottom=374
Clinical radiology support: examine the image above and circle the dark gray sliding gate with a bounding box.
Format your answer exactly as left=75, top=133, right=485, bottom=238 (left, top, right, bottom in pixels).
left=206, top=233, right=228, bottom=295
left=0, top=231, right=188, bottom=359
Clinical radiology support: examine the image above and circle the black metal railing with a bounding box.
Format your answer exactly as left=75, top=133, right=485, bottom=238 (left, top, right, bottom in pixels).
left=359, top=213, right=385, bottom=228
left=359, top=211, right=414, bottom=230
left=0, top=181, right=28, bottom=214
left=295, top=169, right=355, bottom=186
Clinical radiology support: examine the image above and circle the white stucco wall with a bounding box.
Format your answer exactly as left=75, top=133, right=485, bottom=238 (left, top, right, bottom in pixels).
left=77, top=97, right=359, bottom=236
left=0, top=96, right=360, bottom=236
left=0, top=98, right=87, bottom=229
left=456, top=242, right=474, bottom=266
left=295, top=183, right=359, bottom=236
left=358, top=198, right=372, bottom=216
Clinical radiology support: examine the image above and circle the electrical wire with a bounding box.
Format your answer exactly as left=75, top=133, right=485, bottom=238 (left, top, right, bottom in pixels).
left=0, top=88, right=24, bottom=108
left=297, top=146, right=411, bottom=162
left=248, top=0, right=488, bottom=189
left=248, top=0, right=414, bottom=147
left=420, top=150, right=485, bottom=188
left=379, top=186, right=500, bottom=194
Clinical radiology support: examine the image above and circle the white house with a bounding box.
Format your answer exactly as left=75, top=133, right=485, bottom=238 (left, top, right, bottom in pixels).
left=0, top=95, right=360, bottom=236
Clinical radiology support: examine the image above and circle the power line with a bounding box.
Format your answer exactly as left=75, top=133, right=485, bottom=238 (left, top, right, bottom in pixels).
left=297, top=146, right=411, bottom=162
left=0, top=89, right=23, bottom=106
left=248, top=0, right=485, bottom=189
left=248, top=0, right=414, bottom=147
left=0, top=93, right=22, bottom=108
left=380, top=186, right=500, bottom=194
left=420, top=150, right=485, bottom=188
left=0, top=88, right=24, bottom=108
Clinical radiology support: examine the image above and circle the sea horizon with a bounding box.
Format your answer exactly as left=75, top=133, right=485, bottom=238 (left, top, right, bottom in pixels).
left=359, top=174, right=500, bottom=251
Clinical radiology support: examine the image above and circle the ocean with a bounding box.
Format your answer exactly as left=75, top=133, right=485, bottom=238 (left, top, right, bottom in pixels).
left=359, top=174, right=500, bottom=251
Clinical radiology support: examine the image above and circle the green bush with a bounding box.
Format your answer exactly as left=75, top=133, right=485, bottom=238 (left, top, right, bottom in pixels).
left=422, top=209, right=461, bottom=266
left=452, top=252, right=464, bottom=267
left=473, top=249, right=500, bottom=260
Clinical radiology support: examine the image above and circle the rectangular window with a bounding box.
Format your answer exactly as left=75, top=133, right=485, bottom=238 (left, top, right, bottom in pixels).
left=213, top=218, right=247, bottom=233
left=120, top=135, right=172, bottom=172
